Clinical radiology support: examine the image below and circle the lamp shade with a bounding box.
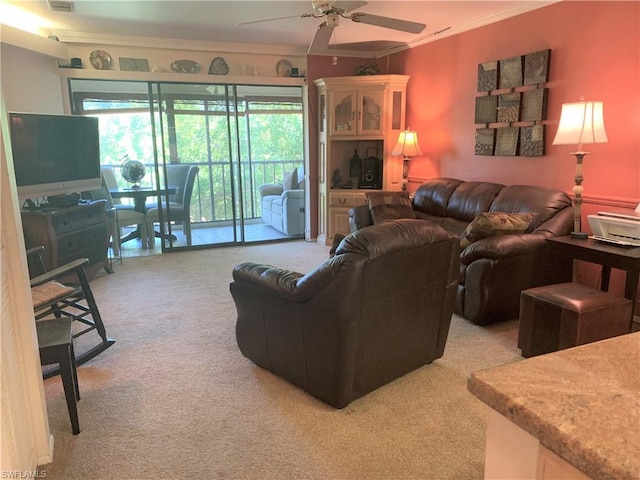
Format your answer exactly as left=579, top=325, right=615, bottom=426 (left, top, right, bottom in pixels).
left=552, top=100, right=608, bottom=149
left=392, top=130, right=422, bottom=157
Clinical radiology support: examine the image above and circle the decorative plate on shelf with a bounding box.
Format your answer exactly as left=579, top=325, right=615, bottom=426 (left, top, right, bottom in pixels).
left=209, top=57, right=229, bottom=75
left=89, top=50, right=112, bottom=70
left=276, top=59, right=293, bottom=77
left=170, top=59, right=201, bottom=74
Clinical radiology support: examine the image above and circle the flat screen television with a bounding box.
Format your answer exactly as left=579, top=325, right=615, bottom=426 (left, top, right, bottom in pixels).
left=8, top=112, right=102, bottom=202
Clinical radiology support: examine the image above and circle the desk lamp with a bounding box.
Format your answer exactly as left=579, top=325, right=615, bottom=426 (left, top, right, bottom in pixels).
left=552, top=97, right=608, bottom=239
left=392, top=130, right=422, bottom=191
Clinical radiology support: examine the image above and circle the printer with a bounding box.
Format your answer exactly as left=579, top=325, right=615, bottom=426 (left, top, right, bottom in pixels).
left=587, top=206, right=640, bottom=246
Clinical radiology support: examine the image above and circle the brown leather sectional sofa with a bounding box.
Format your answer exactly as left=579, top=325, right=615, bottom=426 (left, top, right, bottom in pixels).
left=349, top=178, right=575, bottom=325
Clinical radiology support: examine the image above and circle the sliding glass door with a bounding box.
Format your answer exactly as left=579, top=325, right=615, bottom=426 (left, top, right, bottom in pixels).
left=69, top=79, right=306, bottom=253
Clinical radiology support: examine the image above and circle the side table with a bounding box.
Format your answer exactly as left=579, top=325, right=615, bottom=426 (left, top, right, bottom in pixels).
left=546, top=236, right=640, bottom=322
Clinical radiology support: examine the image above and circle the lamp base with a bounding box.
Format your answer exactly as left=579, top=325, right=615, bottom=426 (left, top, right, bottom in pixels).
left=570, top=231, right=589, bottom=240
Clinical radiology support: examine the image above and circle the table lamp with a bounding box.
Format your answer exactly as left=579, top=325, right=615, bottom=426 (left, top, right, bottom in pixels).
left=552, top=97, right=608, bottom=239
left=392, top=130, right=422, bottom=191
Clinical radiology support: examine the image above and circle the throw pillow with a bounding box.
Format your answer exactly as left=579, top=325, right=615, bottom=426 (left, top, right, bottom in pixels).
left=296, top=167, right=305, bottom=189
left=459, top=212, right=535, bottom=248
left=282, top=169, right=297, bottom=191
left=367, top=191, right=416, bottom=224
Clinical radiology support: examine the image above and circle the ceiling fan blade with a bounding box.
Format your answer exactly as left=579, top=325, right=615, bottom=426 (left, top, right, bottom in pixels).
left=308, top=21, right=336, bottom=54
left=329, top=40, right=408, bottom=51
left=350, top=13, right=426, bottom=34
left=332, top=1, right=368, bottom=13
left=236, top=14, right=303, bottom=26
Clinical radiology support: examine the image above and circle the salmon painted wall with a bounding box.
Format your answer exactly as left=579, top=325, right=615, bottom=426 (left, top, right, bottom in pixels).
left=389, top=1, right=639, bottom=208
left=387, top=0, right=639, bottom=297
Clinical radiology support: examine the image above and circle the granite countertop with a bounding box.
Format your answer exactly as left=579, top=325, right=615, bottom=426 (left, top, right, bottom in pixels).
left=467, top=332, right=640, bottom=480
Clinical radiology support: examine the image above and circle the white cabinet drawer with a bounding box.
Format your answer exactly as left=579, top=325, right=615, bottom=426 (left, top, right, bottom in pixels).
left=330, top=191, right=367, bottom=207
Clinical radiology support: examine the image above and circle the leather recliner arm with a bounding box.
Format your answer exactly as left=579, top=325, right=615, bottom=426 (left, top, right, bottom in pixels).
left=460, top=233, right=546, bottom=265
left=348, top=205, right=373, bottom=232
left=232, top=259, right=342, bottom=302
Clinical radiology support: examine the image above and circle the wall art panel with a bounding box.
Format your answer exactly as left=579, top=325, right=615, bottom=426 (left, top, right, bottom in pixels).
left=478, top=61, right=498, bottom=92
left=475, top=128, right=496, bottom=156
left=475, top=95, right=498, bottom=124
left=519, top=125, right=545, bottom=156
left=495, top=127, right=520, bottom=156
left=524, top=49, right=551, bottom=85
left=522, top=88, right=549, bottom=122
left=497, top=92, right=521, bottom=123
left=499, top=56, right=523, bottom=89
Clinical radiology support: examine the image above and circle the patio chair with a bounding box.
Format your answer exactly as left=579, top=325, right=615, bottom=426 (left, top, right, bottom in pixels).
left=85, top=171, right=149, bottom=253
left=145, top=165, right=199, bottom=246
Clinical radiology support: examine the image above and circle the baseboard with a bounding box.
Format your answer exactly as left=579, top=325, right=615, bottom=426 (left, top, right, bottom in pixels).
left=37, top=434, right=54, bottom=466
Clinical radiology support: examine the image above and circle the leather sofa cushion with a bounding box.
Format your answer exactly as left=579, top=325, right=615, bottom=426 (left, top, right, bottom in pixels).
left=489, top=185, right=572, bottom=231
left=412, top=178, right=465, bottom=217
left=443, top=181, right=503, bottom=222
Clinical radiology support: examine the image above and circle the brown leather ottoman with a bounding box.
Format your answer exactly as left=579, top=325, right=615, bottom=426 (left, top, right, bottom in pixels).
left=518, top=282, right=633, bottom=357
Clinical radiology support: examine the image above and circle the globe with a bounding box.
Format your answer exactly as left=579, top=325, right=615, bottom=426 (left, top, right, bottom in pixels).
left=121, top=159, right=146, bottom=187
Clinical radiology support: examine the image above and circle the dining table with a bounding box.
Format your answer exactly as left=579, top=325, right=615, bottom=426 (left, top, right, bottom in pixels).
left=109, top=186, right=177, bottom=245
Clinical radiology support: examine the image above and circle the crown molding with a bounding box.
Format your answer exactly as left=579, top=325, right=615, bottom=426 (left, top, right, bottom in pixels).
left=376, top=0, right=561, bottom=58
left=0, top=24, right=68, bottom=59
left=51, top=31, right=307, bottom=58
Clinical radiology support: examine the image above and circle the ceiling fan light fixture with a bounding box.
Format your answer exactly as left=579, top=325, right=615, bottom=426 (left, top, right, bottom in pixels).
left=312, top=1, right=334, bottom=14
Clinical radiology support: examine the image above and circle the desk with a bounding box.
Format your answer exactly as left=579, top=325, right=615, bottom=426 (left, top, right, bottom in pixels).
left=546, top=236, right=640, bottom=318
left=110, top=187, right=176, bottom=243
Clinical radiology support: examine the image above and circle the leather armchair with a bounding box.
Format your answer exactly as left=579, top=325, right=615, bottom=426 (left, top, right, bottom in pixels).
left=230, top=219, right=460, bottom=408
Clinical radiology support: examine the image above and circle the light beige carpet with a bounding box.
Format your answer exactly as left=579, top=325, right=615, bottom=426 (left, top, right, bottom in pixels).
left=41, top=240, right=523, bottom=480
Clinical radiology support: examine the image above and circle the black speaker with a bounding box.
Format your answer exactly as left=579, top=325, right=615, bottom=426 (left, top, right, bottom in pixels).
left=361, top=156, right=382, bottom=188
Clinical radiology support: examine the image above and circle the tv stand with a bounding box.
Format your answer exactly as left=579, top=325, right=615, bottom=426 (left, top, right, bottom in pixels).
left=21, top=201, right=112, bottom=279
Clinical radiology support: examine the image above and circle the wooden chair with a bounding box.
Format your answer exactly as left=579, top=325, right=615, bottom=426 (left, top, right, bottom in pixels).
left=28, top=246, right=115, bottom=377
left=36, top=317, right=81, bottom=434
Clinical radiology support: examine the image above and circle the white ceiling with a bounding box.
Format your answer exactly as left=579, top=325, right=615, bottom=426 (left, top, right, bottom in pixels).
left=3, top=0, right=557, bottom=56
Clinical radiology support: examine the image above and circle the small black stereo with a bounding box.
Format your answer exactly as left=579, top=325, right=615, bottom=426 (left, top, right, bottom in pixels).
left=361, top=148, right=382, bottom=188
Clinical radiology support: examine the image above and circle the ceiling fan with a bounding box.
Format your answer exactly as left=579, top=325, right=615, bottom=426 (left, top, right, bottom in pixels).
left=237, top=1, right=426, bottom=54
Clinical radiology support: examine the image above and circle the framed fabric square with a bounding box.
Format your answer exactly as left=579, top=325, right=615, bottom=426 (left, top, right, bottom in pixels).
left=475, top=95, right=498, bottom=124
left=478, top=61, right=498, bottom=92
left=499, top=56, right=523, bottom=89
left=524, top=49, right=551, bottom=85
left=519, top=125, right=546, bottom=157
left=497, top=92, right=521, bottom=123
left=475, top=128, right=496, bottom=156
left=494, top=127, right=520, bottom=156
left=522, top=88, right=549, bottom=121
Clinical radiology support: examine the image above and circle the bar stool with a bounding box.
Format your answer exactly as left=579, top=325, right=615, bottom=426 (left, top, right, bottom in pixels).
left=37, top=317, right=81, bottom=435
left=518, top=282, right=633, bottom=358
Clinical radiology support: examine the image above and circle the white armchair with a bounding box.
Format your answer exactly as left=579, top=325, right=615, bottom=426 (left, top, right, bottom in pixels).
left=259, top=167, right=305, bottom=236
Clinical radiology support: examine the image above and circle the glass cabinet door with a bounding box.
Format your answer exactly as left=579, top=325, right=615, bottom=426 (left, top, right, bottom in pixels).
left=358, top=89, right=384, bottom=136
left=330, top=90, right=356, bottom=136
